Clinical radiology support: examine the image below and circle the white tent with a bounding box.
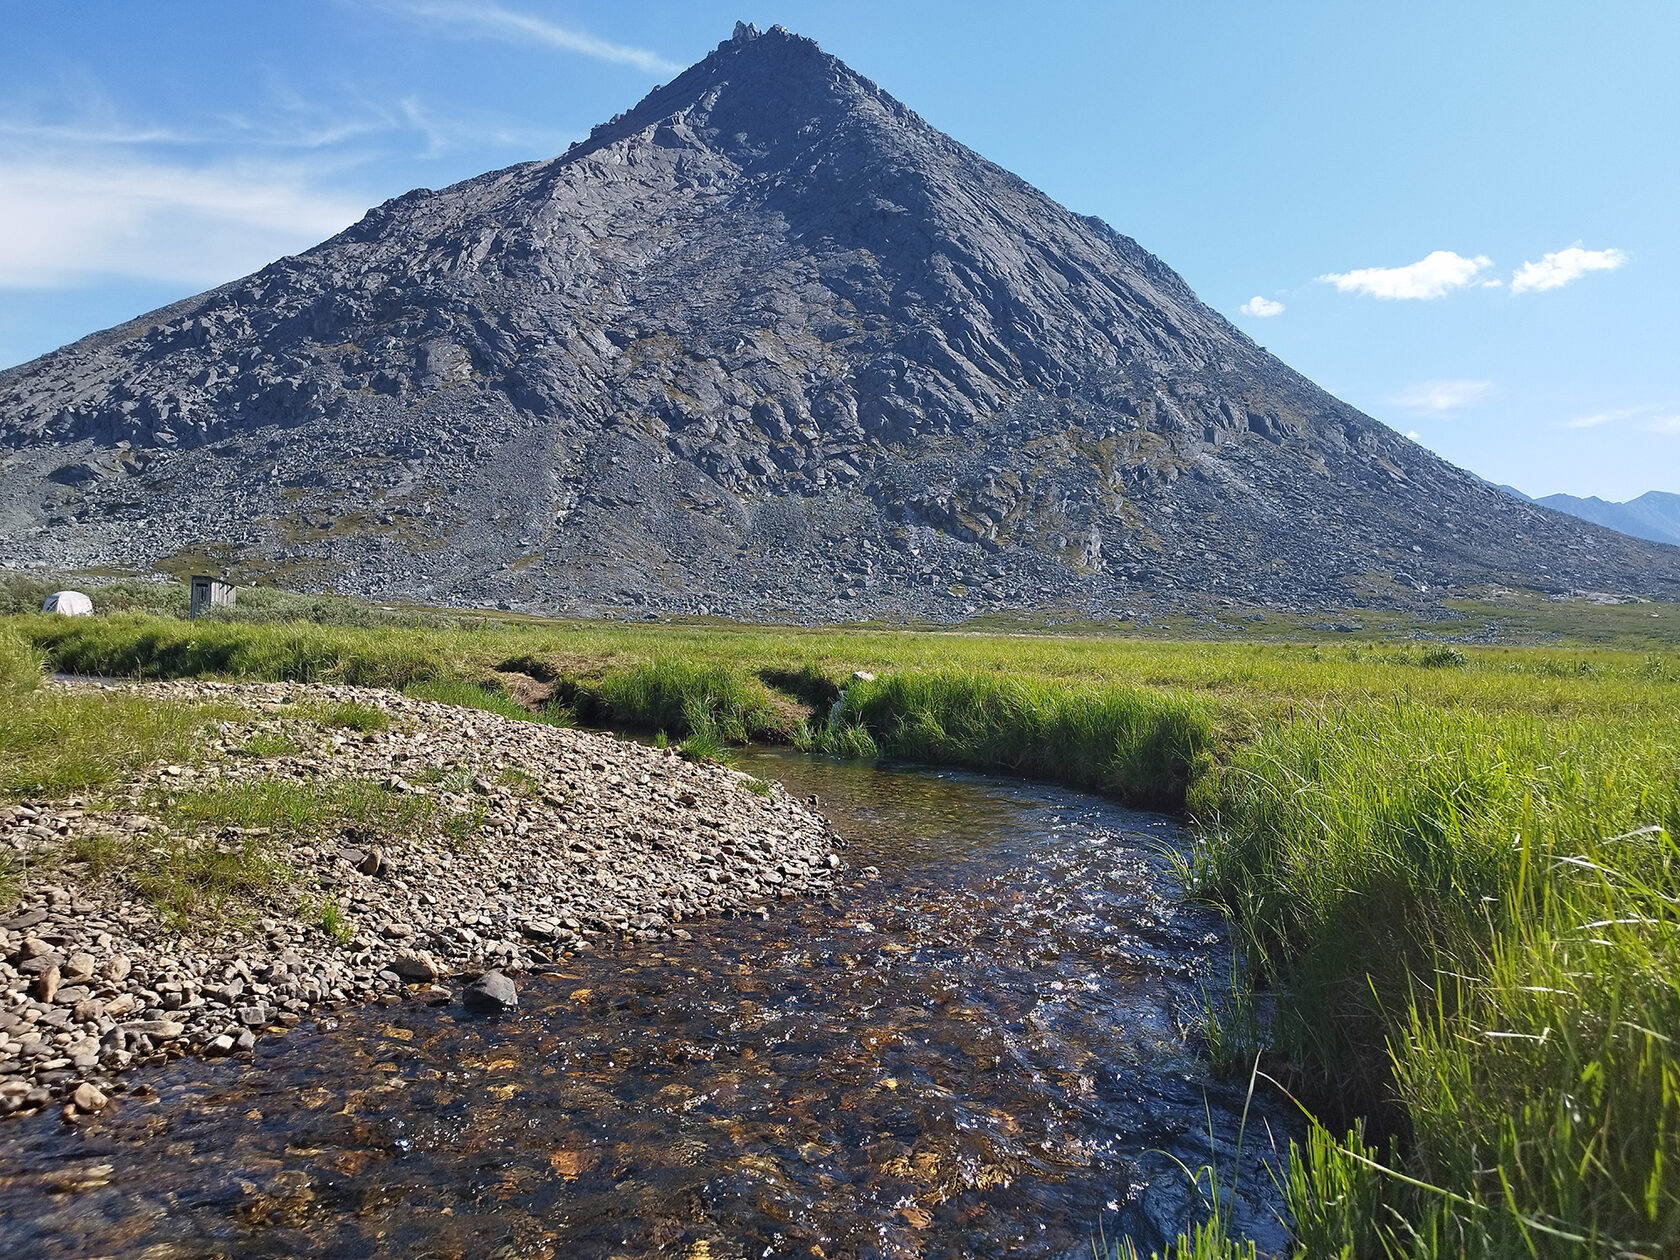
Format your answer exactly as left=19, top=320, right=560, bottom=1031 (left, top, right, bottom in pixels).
left=41, top=590, right=93, bottom=616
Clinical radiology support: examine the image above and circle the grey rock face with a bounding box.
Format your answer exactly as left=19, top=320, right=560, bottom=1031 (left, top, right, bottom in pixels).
left=0, top=23, right=1675, bottom=614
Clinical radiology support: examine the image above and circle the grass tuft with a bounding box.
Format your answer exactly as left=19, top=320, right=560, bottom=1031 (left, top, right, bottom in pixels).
left=292, top=699, right=389, bottom=731
left=403, top=677, right=531, bottom=720
left=136, top=833, right=291, bottom=930
left=588, top=658, right=781, bottom=742
left=0, top=627, right=45, bottom=693
left=240, top=730, right=304, bottom=758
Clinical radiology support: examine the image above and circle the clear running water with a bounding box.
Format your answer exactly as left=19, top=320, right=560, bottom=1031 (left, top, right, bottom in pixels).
left=0, top=747, right=1292, bottom=1258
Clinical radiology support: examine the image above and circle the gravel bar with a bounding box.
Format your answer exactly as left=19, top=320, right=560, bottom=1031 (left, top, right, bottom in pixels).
left=0, top=681, right=844, bottom=1121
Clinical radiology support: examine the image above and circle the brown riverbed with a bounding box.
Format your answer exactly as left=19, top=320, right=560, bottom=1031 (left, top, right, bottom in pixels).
left=0, top=747, right=1292, bottom=1258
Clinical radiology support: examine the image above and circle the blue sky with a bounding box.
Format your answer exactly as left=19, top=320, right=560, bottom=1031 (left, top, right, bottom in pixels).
left=2, top=0, right=1675, bottom=500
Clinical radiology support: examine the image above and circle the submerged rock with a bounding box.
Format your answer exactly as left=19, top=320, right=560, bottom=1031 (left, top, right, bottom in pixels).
left=462, top=971, right=517, bottom=1013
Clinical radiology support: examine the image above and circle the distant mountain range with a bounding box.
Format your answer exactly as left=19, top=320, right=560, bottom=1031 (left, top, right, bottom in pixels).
left=1503, top=490, right=1680, bottom=549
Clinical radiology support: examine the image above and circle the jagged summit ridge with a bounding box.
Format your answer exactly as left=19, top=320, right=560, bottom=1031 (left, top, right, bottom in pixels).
left=0, top=25, right=1675, bottom=617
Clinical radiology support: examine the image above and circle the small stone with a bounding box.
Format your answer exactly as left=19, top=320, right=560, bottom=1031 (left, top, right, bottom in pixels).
left=462, top=970, right=517, bottom=1013
left=105, top=955, right=132, bottom=982
left=122, top=1020, right=185, bottom=1040
left=206, top=1035, right=236, bottom=1056
left=390, top=951, right=440, bottom=983
left=419, top=984, right=451, bottom=1006
left=34, top=965, right=60, bottom=1004
left=61, top=953, right=97, bottom=984
left=71, top=1082, right=107, bottom=1113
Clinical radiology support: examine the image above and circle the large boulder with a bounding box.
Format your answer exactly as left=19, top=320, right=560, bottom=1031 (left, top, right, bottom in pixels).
left=462, top=970, right=518, bottom=1013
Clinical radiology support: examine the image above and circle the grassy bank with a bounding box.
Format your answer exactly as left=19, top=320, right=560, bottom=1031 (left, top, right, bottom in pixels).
left=5, top=609, right=1678, bottom=1254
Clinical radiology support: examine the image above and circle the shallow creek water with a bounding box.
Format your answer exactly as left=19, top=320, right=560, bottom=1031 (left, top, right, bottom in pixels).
left=0, top=748, right=1292, bottom=1258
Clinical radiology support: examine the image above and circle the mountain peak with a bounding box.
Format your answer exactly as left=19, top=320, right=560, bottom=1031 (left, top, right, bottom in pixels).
left=560, top=21, right=851, bottom=166
left=1, top=25, right=1676, bottom=615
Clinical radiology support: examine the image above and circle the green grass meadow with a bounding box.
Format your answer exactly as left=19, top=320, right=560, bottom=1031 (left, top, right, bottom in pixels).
left=3, top=604, right=1678, bottom=1256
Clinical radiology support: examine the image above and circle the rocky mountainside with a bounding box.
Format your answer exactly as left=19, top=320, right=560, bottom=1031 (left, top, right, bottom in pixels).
left=1535, top=491, right=1680, bottom=548
left=2, top=21, right=1676, bottom=619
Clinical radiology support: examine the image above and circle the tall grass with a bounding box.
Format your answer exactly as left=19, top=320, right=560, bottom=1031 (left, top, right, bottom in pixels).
left=839, top=670, right=1213, bottom=809
left=1191, top=706, right=1680, bottom=1255
left=584, top=658, right=783, bottom=742
left=0, top=626, right=44, bottom=693
left=27, top=612, right=449, bottom=686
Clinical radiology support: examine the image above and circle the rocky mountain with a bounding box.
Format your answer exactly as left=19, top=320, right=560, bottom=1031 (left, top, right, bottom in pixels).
left=1534, top=491, right=1680, bottom=548
left=2, top=21, right=1676, bottom=619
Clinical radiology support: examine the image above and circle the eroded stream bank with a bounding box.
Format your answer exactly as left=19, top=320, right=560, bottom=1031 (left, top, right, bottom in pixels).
left=0, top=747, right=1292, bottom=1258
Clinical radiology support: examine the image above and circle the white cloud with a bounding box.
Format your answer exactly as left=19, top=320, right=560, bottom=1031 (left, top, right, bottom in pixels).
left=1405, top=430, right=1421, bottom=440
left=1390, top=379, right=1492, bottom=413
left=1239, top=295, right=1284, bottom=318
left=395, top=97, right=575, bottom=160
left=0, top=119, right=186, bottom=146
left=1564, top=406, right=1643, bottom=429
left=1319, top=250, right=1492, bottom=300
left=389, top=1, right=681, bottom=74
left=1642, top=415, right=1680, bottom=435
left=1510, top=244, right=1627, bottom=294
left=0, top=156, right=368, bottom=287
left=0, top=81, right=576, bottom=291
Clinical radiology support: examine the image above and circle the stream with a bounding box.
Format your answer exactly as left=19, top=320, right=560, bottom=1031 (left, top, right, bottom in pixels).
left=0, top=747, right=1292, bottom=1258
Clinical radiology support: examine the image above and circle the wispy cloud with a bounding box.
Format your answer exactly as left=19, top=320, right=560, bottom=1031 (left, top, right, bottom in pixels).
left=0, top=118, right=187, bottom=146
left=1239, top=295, right=1284, bottom=318
left=1511, top=244, right=1628, bottom=294
left=0, top=78, right=575, bottom=290
left=1320, top=250, right=1492, bottom=300
left=0, top=156, right=368, bottom=287
left=395, top=96, right=575, bottom=160
left=1641, top=415, right=1680, bottom=435
left=1390, top=379, right=1492, bottom=414
left=389, top=1, right=680, bottom=74
left=1564, top=406, right=1644, bottom=429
